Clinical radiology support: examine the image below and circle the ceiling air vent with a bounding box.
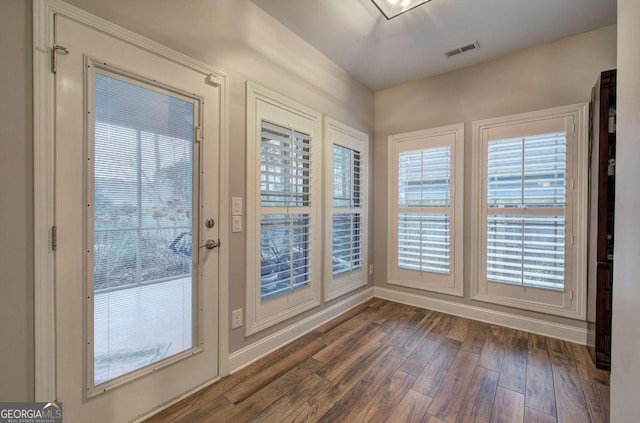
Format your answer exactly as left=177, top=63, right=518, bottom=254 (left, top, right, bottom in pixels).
left=444, top=41, right=480, bottom=58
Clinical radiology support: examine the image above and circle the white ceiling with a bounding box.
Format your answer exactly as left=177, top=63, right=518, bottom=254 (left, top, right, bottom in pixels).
left=251, top=0, right=617, bottom=90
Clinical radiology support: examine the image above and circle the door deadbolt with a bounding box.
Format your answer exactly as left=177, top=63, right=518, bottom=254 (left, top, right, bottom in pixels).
left=205, top=218, right=216, bottom=229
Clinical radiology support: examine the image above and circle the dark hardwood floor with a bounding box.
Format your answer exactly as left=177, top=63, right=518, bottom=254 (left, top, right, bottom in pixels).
left=146, top=299, right=610, bottom=423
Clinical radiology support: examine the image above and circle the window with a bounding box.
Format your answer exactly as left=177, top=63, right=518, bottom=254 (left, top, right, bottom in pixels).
left=259, top=122, right=312, bottom=300
left=89, top=69, right=200, bottom=386
left=471, top=104, right=588, bottom=318
left=324, top=118, right=369, bottom=301
left=388, top=124, right=464, bottom=296
left=246, top=82, right=322, bottom=335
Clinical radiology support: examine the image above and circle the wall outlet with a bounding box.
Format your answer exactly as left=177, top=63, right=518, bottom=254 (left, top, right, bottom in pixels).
left=232, top=215, right=242, bottom=233
left=232, top=309, right=243, bottom=329
left=369, top=264, right=374, bottom=275
left=232, top=197, right=243, bottom=216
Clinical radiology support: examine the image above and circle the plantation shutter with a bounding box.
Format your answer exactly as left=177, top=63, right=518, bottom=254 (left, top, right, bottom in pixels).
left=486, top=132, right=567, bottom=290
left=331, top=145, right=363, bottom=275
left=260, top=122, right=311, bottom=207
left=397, top=147, right=452, bottom=275
left=259, top=121, right=313, bottom=300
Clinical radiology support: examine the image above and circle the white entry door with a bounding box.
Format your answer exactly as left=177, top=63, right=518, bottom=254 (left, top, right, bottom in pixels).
left=53, top=14, right=220, bottom=422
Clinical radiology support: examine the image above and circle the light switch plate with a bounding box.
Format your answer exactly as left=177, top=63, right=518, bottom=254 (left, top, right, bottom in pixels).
left=232, top=215, right=242, bottom=233
left=232, top=309, right=243, bottom=329
left=232, top=197, right=243, bottom=216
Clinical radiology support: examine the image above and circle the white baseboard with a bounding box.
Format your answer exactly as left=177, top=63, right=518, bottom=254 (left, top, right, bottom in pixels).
left=229, top=287, right=374, bottom=373
left=374, top=287, right=587, bottom=344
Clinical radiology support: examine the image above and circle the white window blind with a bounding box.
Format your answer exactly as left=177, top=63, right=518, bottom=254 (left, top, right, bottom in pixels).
left=324, top=119, right=368, bottom=302
left=332, top=213, right=362, bottom=274
left=397, top=147, right=452, bottom=274
left=388, top=124, right=463, bottom=296
left=486, top=133, right=566, bottom=290
left=398, top=147, right=451, bottom=208
left=92, top=72, right=196, bottom=386
left=332, top=145, right=363, bottom=275
left=333, top=144, right=361, bottom=208
left=260, top=121, right=311, bottom=207
left=246, top=83, right=321, bottom=335
left=398, top=213, right=450, bottom=273
left=260, top=214, right=311, bottom=300
left=259, top=120, right=313, bottom=301
left=472, top=106, right=586, bottom=318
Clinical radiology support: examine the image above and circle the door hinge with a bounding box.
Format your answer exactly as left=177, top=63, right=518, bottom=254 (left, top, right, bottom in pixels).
left=51, top=44, right=69, bottom=74
left=205, top=73, right=221, bottom=87
left=51, top=226, right=57, bottom=251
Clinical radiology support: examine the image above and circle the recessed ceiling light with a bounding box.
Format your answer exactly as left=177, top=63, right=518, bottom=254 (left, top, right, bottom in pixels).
left=371, top=0, right=433, bottom=20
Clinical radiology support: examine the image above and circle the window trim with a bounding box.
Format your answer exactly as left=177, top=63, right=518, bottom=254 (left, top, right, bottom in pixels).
left=324, top=117, right=369, bottom=302
left=387, top=123, right=464, bottom=297
left=245, top=81, right=322, bottom=336
left=471, top=103, right=588, bottom=320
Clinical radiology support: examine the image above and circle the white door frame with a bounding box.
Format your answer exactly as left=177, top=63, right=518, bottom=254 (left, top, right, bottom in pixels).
left=33, top=0, right=230, bottom=401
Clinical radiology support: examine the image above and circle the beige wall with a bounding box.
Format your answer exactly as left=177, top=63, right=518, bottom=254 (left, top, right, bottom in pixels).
left=0, top=0, right=34, bottom=401
left=374, top=25, right=617, bottom=328
left=611, top=0, right=640, bottom=420
left=0, top=0, right=374, bottom=399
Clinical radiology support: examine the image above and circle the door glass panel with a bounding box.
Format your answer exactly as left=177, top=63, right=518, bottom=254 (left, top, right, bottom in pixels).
left=92, top=72, right=196, bottom=386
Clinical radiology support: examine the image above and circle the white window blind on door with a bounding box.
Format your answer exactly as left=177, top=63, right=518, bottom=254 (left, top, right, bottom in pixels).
left=91, top=71, right=197, bottom=386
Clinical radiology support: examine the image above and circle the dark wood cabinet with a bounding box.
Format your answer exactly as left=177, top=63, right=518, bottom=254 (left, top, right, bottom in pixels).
left=587, top=69, right=616, bottom=370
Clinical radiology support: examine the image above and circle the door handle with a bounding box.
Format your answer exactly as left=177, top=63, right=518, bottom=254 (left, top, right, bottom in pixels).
left=200, top=239, right=220, bottom=250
